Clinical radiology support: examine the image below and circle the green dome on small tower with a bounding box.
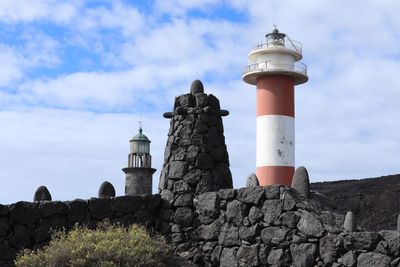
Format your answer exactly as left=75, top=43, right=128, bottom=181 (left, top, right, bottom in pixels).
left=130, top=127, right=150, bottom=142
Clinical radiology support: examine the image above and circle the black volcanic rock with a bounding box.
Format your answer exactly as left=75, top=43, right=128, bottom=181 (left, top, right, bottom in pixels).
left=290, top=243, right=317, bottom=267
left=196, top=192, right=220, bottom=219
left=196, top=219, right=221, bottom=241
left=33, top=186, right=52, bottom=201
left=246, top=173, right=259, bottom=187
left=173, top=207, right=193, bottom=227
left=218, top=224, right=240, bottom=247
left=67, top=199, right=88, bottom=223
left=98, top=181, right=116, bottom=198
left=9, top=202, right=40, bottom=225
left=357, top=252, right=391, bottom=267
left=292, top=166, right=310, bottom=199
left=237, top=187, right=264, bottom=205
left=344, top=232, right=380, bottom=251
left=226, top=200, right=245, bottom=226
left=0, top=243, right=17, bottom=260
left=39, top=201, right=69, bottom=218
left=311, top=174, right=400, bottom=231
left=190, top=80, right=204, bottom=95
left=159, top=80, right=232, bottom=199
left=0, top=204, right=8, bottom=216
left=237, top=244, right=259, bottom=267
left=297, top=211, right=325, bottom=237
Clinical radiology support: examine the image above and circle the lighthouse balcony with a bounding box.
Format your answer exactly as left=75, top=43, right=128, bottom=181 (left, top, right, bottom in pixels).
left=242, top=61, right=308, bottom=85
left=249, top=37, right=303, bottom=61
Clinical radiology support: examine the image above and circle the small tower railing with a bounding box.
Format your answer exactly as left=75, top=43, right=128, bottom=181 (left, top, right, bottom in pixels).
left=243, top=61, right=307, bottom=76
left=128, top=153, right=152, bottom=168
left=252, top=37, right=302, bottom=54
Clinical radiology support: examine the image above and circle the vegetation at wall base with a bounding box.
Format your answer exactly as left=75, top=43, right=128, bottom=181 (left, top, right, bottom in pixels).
left=15, top=221, right=173, bottom=267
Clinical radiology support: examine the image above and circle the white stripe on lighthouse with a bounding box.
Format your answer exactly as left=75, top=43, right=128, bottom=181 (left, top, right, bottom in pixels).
left=256, top=115, right=294, bottom=167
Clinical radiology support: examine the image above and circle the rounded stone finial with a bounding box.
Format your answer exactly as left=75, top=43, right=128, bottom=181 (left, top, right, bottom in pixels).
left=34, top=186, right=52, bottom=201
left=219, top=110, right=229, bottom=116
left=190, top=80, right=204, bottom=95
left=397, top=214, right=400, bottom=232
left=291, top=166, right=310, bottom=199
left=246, top=173, right=259, bottom=187
left=344, top=211, right=356, bottom=232
left=98, top=181, right=116, bottom=198
left=163, top=112, right=174, bottom=118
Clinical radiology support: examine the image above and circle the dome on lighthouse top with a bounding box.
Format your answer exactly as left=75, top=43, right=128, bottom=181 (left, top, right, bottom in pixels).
left=130, top=127, right=150, bottom=142
left=265, top=28, right=286, bottom=46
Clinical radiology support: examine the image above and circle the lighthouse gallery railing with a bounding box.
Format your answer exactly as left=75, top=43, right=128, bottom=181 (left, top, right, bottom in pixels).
left=251, top=36, right=302, bottom=54
left=243, top=61, right=307, bottom=76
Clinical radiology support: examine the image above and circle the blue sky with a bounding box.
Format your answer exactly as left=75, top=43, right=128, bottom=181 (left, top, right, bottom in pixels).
left=1, top=0, right=400, bottom=204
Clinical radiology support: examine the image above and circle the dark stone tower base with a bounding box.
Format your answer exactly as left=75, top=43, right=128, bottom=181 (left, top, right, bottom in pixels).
left=124, top=167, right=156, bottom=196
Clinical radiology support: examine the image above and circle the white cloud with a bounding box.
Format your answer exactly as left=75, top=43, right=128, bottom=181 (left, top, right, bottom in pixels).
left=0, top=46, right=24, bottom=87
left=19, top=30, right=61, bottom=68
left=154, top=0, right=221, bottom=16
left=19, top=71, right=137, bottom=109
left=0, top=32, right=60, bottom=89
left=0, top=0, right=80, bottom=24
left=77, top=2, right=144, bottom=36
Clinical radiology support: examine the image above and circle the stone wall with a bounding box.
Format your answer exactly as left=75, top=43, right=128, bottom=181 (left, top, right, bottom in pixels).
left=165, top=186, right=400, bottom=267
left=2, top=186, right=400, bottom=267
left=0, top=195, right=160, bottom=266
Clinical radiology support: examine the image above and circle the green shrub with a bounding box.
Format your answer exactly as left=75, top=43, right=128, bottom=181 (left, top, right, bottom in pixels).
left=15, top=222, right=173, bottom=267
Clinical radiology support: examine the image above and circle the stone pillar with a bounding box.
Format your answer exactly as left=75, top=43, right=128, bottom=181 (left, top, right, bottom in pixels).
left=159, top=79, right=233, bottom=200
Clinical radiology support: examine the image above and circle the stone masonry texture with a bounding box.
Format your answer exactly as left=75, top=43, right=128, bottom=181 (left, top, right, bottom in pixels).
left=0, top=195, right=160, bottom=266
left=158, top=83, right=233, bottom=196
left=2, top=186, right=400, bottom=266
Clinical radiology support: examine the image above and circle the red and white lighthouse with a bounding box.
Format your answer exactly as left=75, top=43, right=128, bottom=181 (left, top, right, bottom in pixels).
left=243, top=27, right=308, bottom=186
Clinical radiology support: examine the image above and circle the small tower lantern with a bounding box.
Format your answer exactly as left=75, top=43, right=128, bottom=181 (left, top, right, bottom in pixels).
left=123, top=126, right=156, bottom=195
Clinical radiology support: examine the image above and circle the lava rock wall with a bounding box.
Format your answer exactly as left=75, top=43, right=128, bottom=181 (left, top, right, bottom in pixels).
left=0, top=195, right=160, bottom=266
left=168, top=186, right=400, bottom=267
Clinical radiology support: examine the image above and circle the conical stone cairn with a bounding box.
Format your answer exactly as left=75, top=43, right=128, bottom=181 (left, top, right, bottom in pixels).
left=159, top=80, right=233, bottom=204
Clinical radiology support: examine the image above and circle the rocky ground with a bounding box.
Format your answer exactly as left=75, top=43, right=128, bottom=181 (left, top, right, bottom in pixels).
left=311, top=174, right=400, bottom=232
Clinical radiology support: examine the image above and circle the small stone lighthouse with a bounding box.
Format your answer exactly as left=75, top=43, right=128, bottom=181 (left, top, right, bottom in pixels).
left=243, top=27, right=308, bottom=186
left=123, top=126, right=156, bottom=195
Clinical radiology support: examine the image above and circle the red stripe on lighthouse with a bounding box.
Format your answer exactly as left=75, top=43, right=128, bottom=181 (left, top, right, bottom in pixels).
left=256, top=75, right=295, bottom=117
left=256, top=166, right=295, bottom=186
